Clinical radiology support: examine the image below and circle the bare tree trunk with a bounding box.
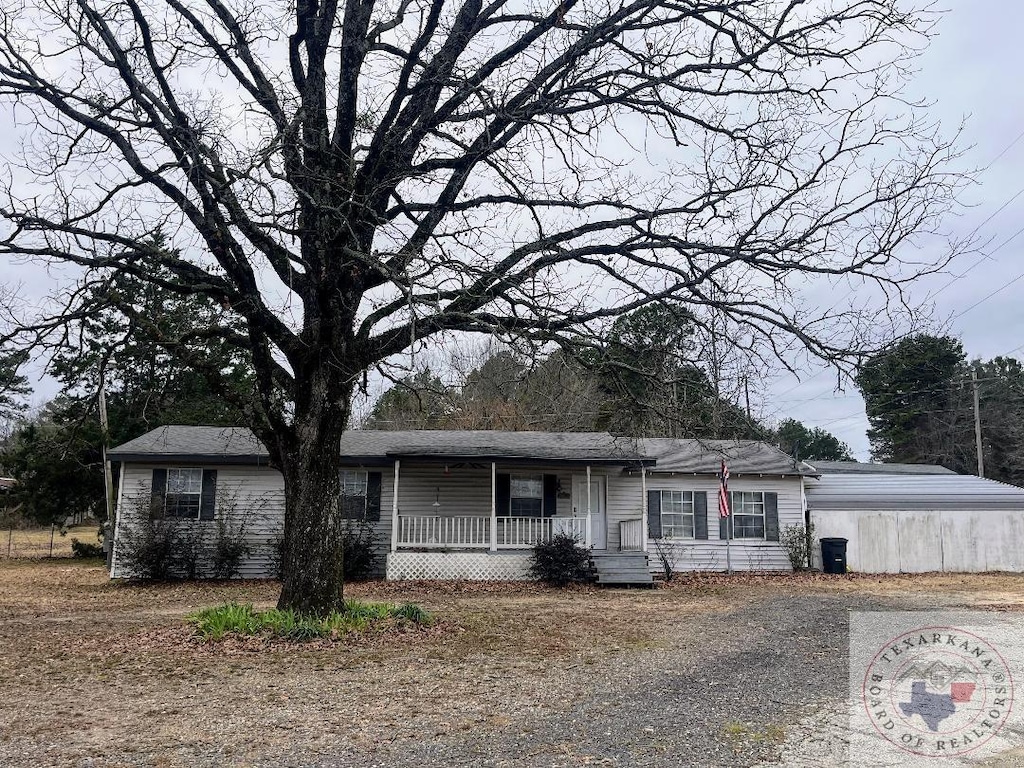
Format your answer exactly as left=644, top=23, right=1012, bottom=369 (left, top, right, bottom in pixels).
left=274, top=368, right=355, bottom=616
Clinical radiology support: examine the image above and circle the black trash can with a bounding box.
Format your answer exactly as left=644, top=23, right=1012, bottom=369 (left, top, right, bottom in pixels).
left=820, top=537, right=848, bottom=574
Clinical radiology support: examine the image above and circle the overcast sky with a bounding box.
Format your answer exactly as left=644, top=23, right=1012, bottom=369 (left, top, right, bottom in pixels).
left=4, top=0, right=1022, bottom=459
left=766, top=0, right=1024, bottom=461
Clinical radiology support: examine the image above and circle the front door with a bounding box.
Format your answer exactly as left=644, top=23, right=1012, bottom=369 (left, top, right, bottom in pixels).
left=572, top=475, right=607, bottom=550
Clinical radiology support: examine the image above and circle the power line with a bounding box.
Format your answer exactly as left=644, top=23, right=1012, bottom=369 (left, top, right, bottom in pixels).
left=765, top=132, right=1024, bottom=413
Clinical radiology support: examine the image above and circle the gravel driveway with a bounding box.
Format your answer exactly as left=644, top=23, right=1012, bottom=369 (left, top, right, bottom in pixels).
left=7, top=565, right=1021, bottom=768
left=271, top=592, right=895, bottom=767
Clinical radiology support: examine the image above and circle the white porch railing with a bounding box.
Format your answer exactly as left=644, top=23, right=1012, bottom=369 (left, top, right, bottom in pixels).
left=620, top=518, right=644, bottom=551
left=396, top=515, right=589, bottom=549
left=397, top=515, right=491, bottom=548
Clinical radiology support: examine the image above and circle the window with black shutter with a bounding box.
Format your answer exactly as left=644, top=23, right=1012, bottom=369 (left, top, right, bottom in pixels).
left=164, top=468, right=204, bottom=519
left=340, top=470, right=369, bottom=519
left=509, top=474, right=543, bottom=517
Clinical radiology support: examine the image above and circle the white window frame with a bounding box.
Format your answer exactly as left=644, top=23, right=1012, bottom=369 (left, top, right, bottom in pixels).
left=164, top=467, right=203, bottom=519
left=510, top=473, right=544, bottom=517
left=731, top=491, right=765, bottom=539
left=659, top=490, right=695, bottom=539
left=340, top=470, right=369, bottom=519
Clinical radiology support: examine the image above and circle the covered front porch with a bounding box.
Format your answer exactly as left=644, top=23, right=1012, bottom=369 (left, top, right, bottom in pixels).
left=385, top=458, right=649, bottom=554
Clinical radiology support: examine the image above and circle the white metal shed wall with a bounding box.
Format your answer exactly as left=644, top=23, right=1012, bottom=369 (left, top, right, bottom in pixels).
left=807, top=473, right=1024, bottom=573
left=810, top=508, right=1024, bottom=573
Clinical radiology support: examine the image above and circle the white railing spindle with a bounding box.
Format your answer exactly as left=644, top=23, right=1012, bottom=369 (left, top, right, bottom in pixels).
left=396, top=515, right=590, bottom=549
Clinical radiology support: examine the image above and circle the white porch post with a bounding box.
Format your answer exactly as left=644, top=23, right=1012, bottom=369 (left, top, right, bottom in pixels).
left=490, top=462, right=498, bottom=552
left=585, top=464, right=593, bottom=548
left=390, top=459, right=401, bottom=553
left=641, top=464, right=648, bottom=553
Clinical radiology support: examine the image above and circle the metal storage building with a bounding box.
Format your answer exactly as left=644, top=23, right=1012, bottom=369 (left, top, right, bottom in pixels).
left=805, top=461, right=1024, bottom=573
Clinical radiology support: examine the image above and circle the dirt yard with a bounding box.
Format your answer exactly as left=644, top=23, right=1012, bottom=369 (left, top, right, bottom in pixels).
left=1, top=562, right=1022, bottom=767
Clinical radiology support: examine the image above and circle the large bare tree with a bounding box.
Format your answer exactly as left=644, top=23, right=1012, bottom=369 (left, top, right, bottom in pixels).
left=0, top=0, right=963, bottom=613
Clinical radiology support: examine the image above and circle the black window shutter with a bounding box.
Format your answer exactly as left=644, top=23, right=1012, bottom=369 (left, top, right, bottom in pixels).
left=496, top=473, right=511, bottom=516
left=764, top=492, right=780, bottom=541
left=647, top=490, right=662, bottom=538
left=150, top=468, right=167, bottom=519
left=366, top=472, right=383, bottom=521
left=200, top=469, right=217, bottom=520
left=694, top=491, right=709, bottom=540
left=543, top=474, right=557, bottom=517
left=719, top=509, right=730, bottom=540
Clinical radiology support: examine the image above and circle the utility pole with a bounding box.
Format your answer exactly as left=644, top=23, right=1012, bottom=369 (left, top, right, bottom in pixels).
left=743, top=376, right=751, bottom=421
left=972, top=369, right=985, bottom=478
left=99, top=382, right=116, bottom=568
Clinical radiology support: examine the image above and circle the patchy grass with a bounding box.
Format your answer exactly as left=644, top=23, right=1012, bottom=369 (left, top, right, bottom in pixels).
left=188, top=600, right=432, bottom=641
left=722, top=720, right=787, bottom=744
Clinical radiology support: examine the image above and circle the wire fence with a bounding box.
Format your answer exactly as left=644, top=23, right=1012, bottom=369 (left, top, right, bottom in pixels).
left=0, top=524, right=102, bottom=559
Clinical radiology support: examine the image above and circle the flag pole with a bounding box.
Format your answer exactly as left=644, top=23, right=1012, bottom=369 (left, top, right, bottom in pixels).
left=720, top=458, right=732, bottom=575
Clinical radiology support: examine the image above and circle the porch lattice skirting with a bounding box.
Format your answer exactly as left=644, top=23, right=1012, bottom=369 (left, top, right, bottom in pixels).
left=386, top=552, right=534, bottom=581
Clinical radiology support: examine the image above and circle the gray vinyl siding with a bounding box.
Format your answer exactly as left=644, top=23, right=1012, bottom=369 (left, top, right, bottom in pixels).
left=111, top=463, right=287, bottom=579
left=607, top=474, right=804, bottom=572
left=112, top=462, right=398, bottom=579
left=393, top=463, right=576, bottom=517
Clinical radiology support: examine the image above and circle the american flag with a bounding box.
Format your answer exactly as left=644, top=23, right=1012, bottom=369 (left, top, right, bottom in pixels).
left=718, top=459, right=730, bottom=518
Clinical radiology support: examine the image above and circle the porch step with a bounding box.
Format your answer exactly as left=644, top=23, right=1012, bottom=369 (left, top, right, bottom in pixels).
left=591, top=551, right=653, bottom=586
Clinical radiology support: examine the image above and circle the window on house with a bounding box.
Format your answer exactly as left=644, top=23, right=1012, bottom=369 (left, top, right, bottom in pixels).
left=731, top=491, right=765, bottom=538
left=659, top=490, right=694, bottom=538
left=510, top=474, right=543, bottom=517
left=164, top=468, right=203, bottom=519
left=340, top=470, right=368, bottom=519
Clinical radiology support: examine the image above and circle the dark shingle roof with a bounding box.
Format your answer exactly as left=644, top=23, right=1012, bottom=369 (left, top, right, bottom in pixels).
left=108, top=426, right=268, bottom=463
left=109, top=426, right=808, bottom=475
left=339, top=430, right=644, bottom=463
left=640, top=438, right=811, bottom=476
left=806, top=460, right=955, bottom=476
left=108, top=426, right=644, bottom=464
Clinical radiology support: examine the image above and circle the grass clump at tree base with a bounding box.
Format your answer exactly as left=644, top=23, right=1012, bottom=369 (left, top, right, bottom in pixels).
left=187, top=600, right=433, bottom=642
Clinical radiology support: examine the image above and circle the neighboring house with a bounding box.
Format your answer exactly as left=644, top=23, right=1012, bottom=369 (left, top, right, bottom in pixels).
left=806, top=461, right=1024, bottom=573
left=108, top=426, right=811, bottom=582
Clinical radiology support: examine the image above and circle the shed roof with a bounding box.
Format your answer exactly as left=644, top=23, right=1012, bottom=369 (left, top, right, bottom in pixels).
left=806, top=473, right=1024, bottom=511
left=806, top=460, right=955, bottom=476
left=640, top=438, right=811, bottom=476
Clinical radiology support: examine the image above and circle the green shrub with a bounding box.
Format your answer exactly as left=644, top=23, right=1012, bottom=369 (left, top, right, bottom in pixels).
left=117, top=519, right=182, bottom=579
left=70, top=538, right=104, bottom=559
left=211, top=519, right=251, bottom=579
left=781, top=521, right=815, bottom=570
left=342, top=519, right=378, bottom=581
left=529, top=533, right=594, bottom=586
left=187, top=600, right=433, bottom=642
left=266, top=522, right=377, bottom=582
left=266, top=535, right=285, bottom=579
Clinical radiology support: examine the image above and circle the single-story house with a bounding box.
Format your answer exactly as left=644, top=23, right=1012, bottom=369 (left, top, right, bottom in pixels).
left=805, top=460, right=1024, bottom=573
left=108, top=426, right=812, bottom=582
